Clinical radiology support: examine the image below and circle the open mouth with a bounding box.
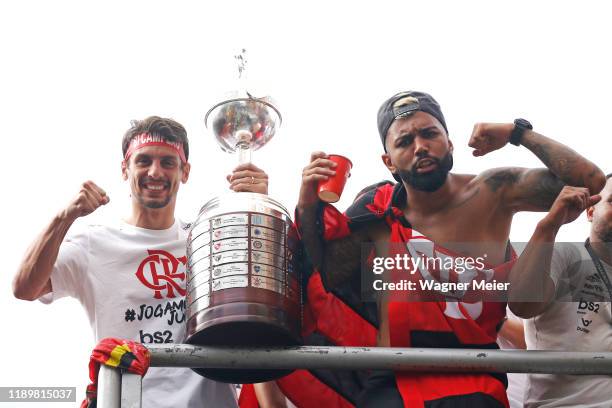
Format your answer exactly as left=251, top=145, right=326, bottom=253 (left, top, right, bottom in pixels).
left=415, top=158, right=438, bottom=173
left=141, top=180, right=170, bottom=193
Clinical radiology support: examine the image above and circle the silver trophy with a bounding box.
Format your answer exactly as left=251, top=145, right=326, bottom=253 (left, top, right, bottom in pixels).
left=184, top=50, right=302, bottom=383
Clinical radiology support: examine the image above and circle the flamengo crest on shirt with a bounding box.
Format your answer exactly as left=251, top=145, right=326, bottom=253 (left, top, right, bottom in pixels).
left=406, top=236, right=497, bottom=320
left=135, top=249, right=187, bottom=299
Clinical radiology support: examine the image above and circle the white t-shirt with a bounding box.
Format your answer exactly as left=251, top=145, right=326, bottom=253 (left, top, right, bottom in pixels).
left=524, top=242, right=612, bottom=408
left=40, top=219, right=237, bottom=408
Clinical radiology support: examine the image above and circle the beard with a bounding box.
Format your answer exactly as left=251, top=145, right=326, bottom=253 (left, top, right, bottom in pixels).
left=395, top=152, right=454, bottom=192
left=138, top=195, right=172, bottom=209
left=594, top=225, right=612, bottom=243
left=136, top=177, right=172, bottom=209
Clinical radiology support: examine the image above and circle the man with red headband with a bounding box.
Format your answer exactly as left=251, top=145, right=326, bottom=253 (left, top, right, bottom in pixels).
left=12, top=116, right=269, bottom=407
left=296, top=91, right=605, bottom=407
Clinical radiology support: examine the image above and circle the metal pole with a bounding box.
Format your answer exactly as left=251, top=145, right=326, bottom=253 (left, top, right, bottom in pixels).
left=121, top=372, right=142, bottom=408
left=147, top=345, right=612, bottom=375
left=97, top=365, right=121, bottom=408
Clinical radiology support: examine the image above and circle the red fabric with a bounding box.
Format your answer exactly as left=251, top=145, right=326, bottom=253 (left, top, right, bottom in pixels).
left=238, top=384, right=260, bottom=408
left=306, top=272, right=377, bottom=347
left=81, top=338, right=150, bottom=408
left=125, top=132, right=187, bottom=163
left=321, top=205, right=351, bottom=241
left=364, top=183, right=396, bottom=217
left=277, top=272, right=376, bottom=408
left=277, top=370, right=354, bottom=408
left=386, top=221, right=512, bottom=408
left=284, top=187, right=383, bottom=408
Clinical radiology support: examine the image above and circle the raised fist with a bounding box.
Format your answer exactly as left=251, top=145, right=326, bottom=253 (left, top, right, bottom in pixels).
left=468, top=123, right=515, bottom=157
left=65, top=181, right=110, bottom=220
left=542, top=186, right=600, bottom=229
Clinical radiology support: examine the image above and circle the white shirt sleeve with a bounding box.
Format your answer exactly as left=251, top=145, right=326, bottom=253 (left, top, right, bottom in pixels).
left=549, top=242, right=583, bottom=299
left=39, top=226, right=90, bottom=304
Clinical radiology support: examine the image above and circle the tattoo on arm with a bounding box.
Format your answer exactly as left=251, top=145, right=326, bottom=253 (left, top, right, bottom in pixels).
left=484, top=167, right=564, bottom=211
left=322, top=228, right=370, bottom=288
left=483, top=129, right=604, bottom=211
left=298, top=206, right=370, bottom=288
left=521, top=135, right=577, bottom=181
left=519, top=169, right=565, bottom=210
left=484, top=169, right=520, bottom=193
left=521, top=130, right=605, bottom=195
left=297, top=206, right=324, bottom=270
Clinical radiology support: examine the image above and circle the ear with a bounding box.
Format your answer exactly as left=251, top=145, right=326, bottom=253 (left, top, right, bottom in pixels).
left=448, top=137, right=454, bottom=154
left=121, top=160, right=128, bottom=181
left=181, top=162, right=191, bottom=184
left=586, top=205, right=595, bottom=222
left=381, top=153, right=396, bottom=174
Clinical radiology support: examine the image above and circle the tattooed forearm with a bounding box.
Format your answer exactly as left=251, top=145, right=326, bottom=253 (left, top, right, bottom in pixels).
left=323, top=228, right=369, bottom=288
left=297, top=205, right=369, bottom=289
left=521, top=130, right=605, bottom=194
left=297, top=206, right=324, bottom=269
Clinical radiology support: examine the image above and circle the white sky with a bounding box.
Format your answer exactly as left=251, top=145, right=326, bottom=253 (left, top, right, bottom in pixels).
left=1, top=0, right=611, bottom=406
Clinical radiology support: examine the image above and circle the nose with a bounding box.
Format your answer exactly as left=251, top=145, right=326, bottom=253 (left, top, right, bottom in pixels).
left=413, top=136, right=430, bottom=156
left=147, top=160, right=164, bottom=179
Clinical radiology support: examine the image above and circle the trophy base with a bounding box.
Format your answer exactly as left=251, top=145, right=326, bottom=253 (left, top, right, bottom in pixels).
left=185, top=302, right=301, bottom=383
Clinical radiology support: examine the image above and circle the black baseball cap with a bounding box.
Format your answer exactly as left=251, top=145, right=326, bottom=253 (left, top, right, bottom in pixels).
left=377, top=91, right=448, bottom=151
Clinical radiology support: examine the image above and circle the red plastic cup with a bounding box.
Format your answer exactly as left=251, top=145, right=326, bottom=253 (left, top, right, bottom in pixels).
left=318, top=154, right=353, bottom=203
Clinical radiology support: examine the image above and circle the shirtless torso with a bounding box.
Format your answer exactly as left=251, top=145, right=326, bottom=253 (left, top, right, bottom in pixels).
left=297, top=118, right=603, bottom=347
left=367, top=173, right=519, bottom=345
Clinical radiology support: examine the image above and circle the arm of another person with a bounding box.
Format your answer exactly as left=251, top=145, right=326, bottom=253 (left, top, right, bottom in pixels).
left=469, top=123, right=605, bottom=212
left=498, top=317, right=527, bottom=350
left=254, top=382, right=287, bottom=408
left=296, top=152, right=372, bottom=289
left=12, top=181, right=109, bottom=301
left=508, top=186, right=600, bottom=318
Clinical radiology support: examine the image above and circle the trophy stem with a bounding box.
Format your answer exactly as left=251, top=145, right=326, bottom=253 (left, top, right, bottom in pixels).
left=237, top=142, right=251, bottom=164
left=236, top=129, right=253, bottom=164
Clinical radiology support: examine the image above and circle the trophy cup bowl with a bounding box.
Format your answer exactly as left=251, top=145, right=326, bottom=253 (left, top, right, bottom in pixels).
left=185, top=92, right=301, bottom=384
left=204, top=91, right=282, bottom=163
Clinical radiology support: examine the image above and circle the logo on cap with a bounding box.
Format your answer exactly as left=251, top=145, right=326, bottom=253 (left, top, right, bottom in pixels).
left=392, top=96, right=420, bottom=119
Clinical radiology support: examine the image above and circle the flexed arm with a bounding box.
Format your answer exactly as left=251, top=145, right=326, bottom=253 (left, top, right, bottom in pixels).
left=12, top=181, right=109, bottom=301
left=469, top=123, right=605, bottom=211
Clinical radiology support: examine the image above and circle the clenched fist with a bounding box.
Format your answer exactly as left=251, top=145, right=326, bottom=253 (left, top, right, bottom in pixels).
left=541, top=186, right=601, bottom=230
left=468, top=123, right=515, bottom=157
left=64, top=181, right=110, bottom=221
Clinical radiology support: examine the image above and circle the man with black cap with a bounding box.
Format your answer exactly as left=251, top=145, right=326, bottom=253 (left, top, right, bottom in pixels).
left=295, top=91, right=605, bottom=407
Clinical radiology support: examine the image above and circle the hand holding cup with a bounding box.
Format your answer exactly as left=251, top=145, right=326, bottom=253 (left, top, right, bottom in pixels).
left=298, top=152, right=352, bottom=209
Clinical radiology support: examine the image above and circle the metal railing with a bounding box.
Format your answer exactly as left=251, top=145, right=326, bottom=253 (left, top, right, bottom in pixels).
left=97, top=344, right=612, bottom=408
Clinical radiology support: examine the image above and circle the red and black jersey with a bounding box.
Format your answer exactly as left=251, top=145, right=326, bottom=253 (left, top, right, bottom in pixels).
left=280, top=181, right=513, bottom=408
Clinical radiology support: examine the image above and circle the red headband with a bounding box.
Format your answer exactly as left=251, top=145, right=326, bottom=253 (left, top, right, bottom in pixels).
left=125, top=133, right=187, bottom=163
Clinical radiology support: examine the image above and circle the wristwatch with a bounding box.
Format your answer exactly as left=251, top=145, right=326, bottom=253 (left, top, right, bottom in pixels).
left=509, top=118, right=532, bottom=146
